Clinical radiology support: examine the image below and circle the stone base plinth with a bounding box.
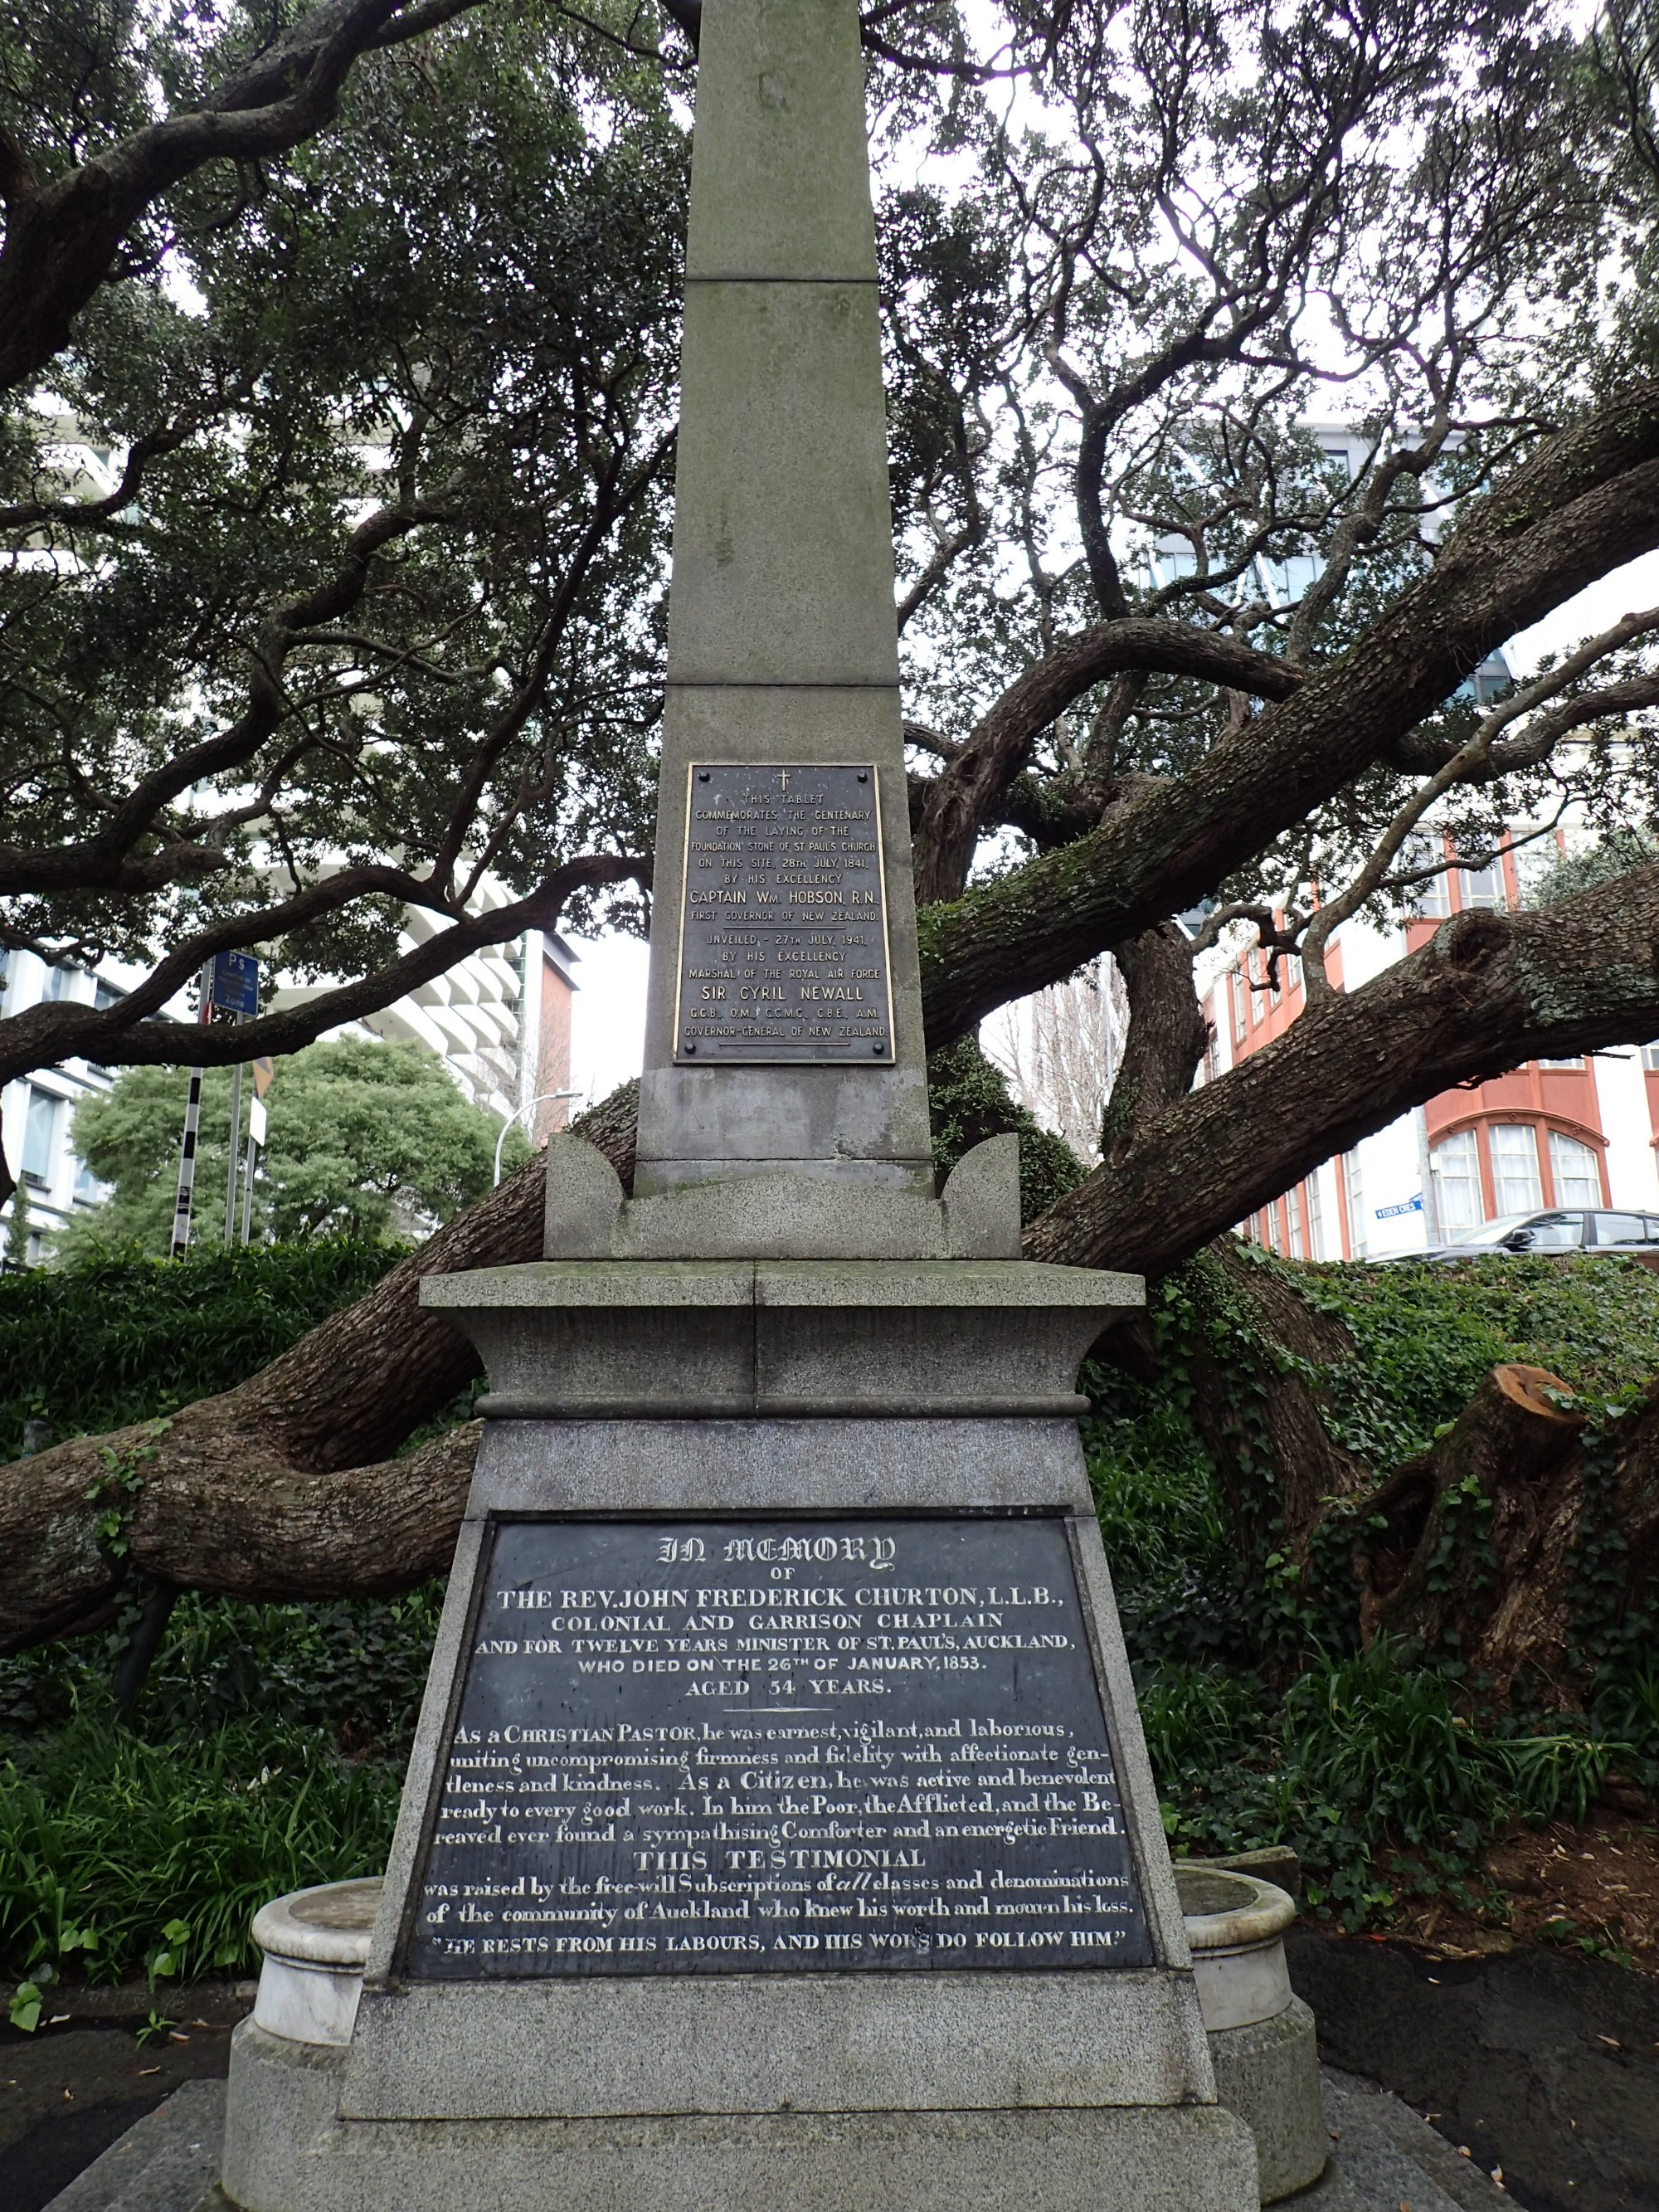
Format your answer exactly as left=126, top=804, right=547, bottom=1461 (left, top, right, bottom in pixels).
left=1209, top=1998, right=1325, bottom=2204
left=222, top=2020, right=1258, bottom=2212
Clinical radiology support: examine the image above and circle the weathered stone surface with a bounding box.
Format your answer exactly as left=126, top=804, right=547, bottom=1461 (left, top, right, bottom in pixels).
left=684, top=0, right=878, bottom=283
left=941, top=1133, right=1023, bottom=1258
left=545, top=1137, right=1022, bottom=1260
left=542, top=1133, right=624, bottom=1256
left=44, top=2078, right=225, bottom=2212
left=631, top=0, right=927, bottom=1196
left=1208, top=1998, right=1326, bottom=2203
left=667, top=285, right=897, bottom=688
left=70, top=2062, right=1525, bottom=2212
left=425, top=1256, right=1142, bottom=1415
left=344, top=1972, right=1212, bottom=2121
left=222, top=2023, right=1259, bottom=2212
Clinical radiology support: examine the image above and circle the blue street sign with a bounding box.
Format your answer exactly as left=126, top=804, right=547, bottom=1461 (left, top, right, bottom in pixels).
left=1374, top=1194, right=1423, bottom=1220
left=211, top=950, right=259, bottom=1016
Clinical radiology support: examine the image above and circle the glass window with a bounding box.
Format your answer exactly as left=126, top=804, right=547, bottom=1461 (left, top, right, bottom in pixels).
left=1460, top=861, right=1506, bottom=912
left=1287, top=1185, right=1304, bottom=1258
left=1642, top=1043, right=1659, bottom=1072
left=1305, top=1172, right=1324, bottom=1260
left=41, top=964, right=78, bottom=1001
left=1407, top=837, right=1452, bottom=917
left=1491, top=1123, right=1543, bottom=1213
left=1594, top=1213, right=1648, bottom=1247
left=1519, top=1212, right=1584, bottom=1250
left=1431, top=1128, right=1483, bottom=1232
left=1343, top=1152, right=1367, bottom=1258
left=1447, top=1211, right=1553, bottom=1248
left=1263, top=1205, right=1282, bottom=1253
left=1548, top=1130, right=1602, bottom=1207
left=21, top=1087, right=58, bottom=1184
left=72, top=1155, right=100, bottom=1203
left=1540, top=1058, right=1584, bottom=1069
left=1230, top=972, right=1248, bottom=1044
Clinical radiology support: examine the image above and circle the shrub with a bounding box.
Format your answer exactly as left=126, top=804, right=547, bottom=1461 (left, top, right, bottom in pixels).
left=0, top=1239, right=404, bottom=1461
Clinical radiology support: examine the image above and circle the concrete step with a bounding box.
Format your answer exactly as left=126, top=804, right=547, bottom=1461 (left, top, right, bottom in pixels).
left=46, top=2068, right=1511, bottom=2212
left=42, top=2078, right=225, bottom=2212
left=1304, top=2068, right=1511, bottom=2210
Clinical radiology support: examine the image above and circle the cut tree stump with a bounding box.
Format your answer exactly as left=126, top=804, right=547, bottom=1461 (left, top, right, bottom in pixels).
left=1360, top=1363, right=1588, bottom=1694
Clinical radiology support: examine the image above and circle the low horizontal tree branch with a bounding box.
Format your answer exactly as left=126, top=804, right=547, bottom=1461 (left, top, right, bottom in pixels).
left=0, top=850, right=649, bottom=1096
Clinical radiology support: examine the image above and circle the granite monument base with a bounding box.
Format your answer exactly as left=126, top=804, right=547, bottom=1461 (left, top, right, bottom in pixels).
left=218, top=1222, right=1258, bottom=2212
left=223, top=2016, right=1258, bottom=2212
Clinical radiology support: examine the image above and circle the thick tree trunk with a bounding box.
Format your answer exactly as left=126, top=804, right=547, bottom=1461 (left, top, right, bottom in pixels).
left=1354, top=1368, right=1659, bottom=1702
left=1178, top=1239, right=1374, bottom=1570
left=1024, top=875, right=1659, bottom=1280
left=1356, top=1367, right=1586, bottom=1679
left=8, top=866, right=1659, bottom=1665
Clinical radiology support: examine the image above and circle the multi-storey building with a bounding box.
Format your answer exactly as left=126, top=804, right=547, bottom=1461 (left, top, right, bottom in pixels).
left=1198, top=842, right=1659, bottom=1259
left=0, top=924, right=577, bottom=1266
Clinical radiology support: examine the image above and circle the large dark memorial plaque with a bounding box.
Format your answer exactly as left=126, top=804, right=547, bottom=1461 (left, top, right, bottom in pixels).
left=404, top=1514, right=1151, bottom=1977
left=674, top=762, right=895, bottom=1063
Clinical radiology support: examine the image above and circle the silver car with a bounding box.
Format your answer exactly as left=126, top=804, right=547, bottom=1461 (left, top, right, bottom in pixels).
left=1419, top=1209, right=1659, bottom=1263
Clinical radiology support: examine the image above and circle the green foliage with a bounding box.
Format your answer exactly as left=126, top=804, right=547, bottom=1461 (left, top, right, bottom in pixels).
left=1524, top=830, right=1659, bottom=909
left=2, top=3, right=678, bottom=1011
left=1082, top=1359, right=1250, bottom=1668
left=926, top=1036, right=1086, bottom=1225
left=0, top=1717, right=401, bottom=1984
left=59, top=1037, right=528, bottom=1259
left=1083, top=1251, right=1659, bottom=1925
left=1141, top=1642, right=1630, bottom=1930
left=4, top=1177, right=28, bottom=1269
left=0, top=1236, right=401, bottom=1461
left=1296, top=1253, right=1659, bottom=1471
left=0, top=1584, right=445, bottom=1747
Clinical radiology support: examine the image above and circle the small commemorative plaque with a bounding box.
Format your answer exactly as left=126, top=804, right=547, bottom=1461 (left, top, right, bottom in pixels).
left=674, top=762, right=895, bottom=1063
left=404, top=1515, right=1151, bottom=1977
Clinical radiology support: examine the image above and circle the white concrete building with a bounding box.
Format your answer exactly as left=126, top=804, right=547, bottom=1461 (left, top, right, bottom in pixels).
left=0, top=920, right=577, bottom=1266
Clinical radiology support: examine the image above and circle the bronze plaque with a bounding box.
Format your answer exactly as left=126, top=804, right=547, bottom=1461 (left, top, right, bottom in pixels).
left=674, top=763, right=895, bottom=1063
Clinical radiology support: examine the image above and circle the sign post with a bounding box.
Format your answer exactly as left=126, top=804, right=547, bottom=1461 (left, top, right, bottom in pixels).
left=169, top=963, right=214, bottom=1259
left=211, top=953, right=260, bottom=1245
left=242, top=1057, right=272, bottom=1244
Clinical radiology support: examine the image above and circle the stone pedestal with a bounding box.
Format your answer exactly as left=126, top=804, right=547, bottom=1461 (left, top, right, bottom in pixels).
left=220, top=1167, right=1259, bottom=2210
left=1175, top=1866, right=1326, bottom=2203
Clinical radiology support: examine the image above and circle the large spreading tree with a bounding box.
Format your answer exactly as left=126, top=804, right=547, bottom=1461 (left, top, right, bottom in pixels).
left=7, top=0, right=1659, bottom=1683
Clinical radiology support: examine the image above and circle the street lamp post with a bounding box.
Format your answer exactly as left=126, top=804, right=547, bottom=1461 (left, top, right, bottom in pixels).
left=494, top=1089, right=581, bottom=1186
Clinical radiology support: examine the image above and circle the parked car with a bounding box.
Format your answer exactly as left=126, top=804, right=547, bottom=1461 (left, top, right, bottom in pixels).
left=1412, top=1209, right=1659, bottom=1264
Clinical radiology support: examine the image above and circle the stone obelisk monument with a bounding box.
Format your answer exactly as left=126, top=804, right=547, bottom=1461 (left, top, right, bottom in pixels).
left=219, top=2, right=1259, bottom=2204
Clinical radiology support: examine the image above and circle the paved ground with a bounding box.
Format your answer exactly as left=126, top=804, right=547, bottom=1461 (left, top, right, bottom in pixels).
left=2, top=1992, right=248, bottom=2212
left=1288, top=1929, right=1659, bottom=2212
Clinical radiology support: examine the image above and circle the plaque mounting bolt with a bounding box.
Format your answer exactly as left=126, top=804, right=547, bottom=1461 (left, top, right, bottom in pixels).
left=698, top=771, right=710, bottom=782
left=857, top=771, right=868, bottom=782
left=684, top=1041, right=698, bottom=1054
